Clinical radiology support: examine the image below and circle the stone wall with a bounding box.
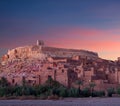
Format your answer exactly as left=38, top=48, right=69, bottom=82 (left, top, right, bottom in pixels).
left=3, top=45, right=46, bottom=61
left=1, top=41, right=99, bottom=62
left=55, top=68, right=68, bottom=86
left=42, top=46, right=98, bottom=58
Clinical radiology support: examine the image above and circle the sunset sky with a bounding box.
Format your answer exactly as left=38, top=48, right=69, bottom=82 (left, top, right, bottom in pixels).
left=0, top=0, right=120, bottom=60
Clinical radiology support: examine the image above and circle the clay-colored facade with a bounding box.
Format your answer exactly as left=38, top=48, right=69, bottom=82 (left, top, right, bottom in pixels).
left=1, top=41, right=120, bottom=91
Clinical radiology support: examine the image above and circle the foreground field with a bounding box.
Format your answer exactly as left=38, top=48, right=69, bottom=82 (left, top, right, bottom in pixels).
left=0, top=97, right=120, bottom=106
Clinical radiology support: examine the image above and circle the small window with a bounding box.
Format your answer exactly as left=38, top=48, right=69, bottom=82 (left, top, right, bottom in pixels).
left=55, top=70, right=56, bottom=74
left=33, top=76, right=36, bottom=78
left=14, top=49, right=17, bottom=53
left=47, top=67, right=52, bottom=70
left=48, top=75, right=52, bottom=79
left=12, top=79, right=15, bottom=84
left=28, top=80, right=32, bottom=83
left=62, top=69, right=64, bottom=73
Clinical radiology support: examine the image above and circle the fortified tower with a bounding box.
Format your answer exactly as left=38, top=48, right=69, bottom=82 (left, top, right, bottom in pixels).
left=37, top=40, right=44, bottom=46
left=36, top=40, right=44, bottom=51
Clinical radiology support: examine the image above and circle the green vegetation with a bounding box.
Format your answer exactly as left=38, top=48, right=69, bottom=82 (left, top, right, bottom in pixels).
left=107, top=87, right=115, bottom=97
left=0, top=77, right=9, bottom=87
left=75, top=79, right=83, bottom=90
left=89, top=81, right=96, bottom=96
left=0, top=77, right=116, bottom=99
left=92, top=90, right=105, bottom=97
left=81, top=87, right=91, bottom=97
left=117, top=87, right=120, bottom=95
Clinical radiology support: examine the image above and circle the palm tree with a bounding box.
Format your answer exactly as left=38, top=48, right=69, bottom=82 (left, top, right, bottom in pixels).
left=46, top=76, right=53, bottom=87
left=75, top=79, right=83, bottom=90
left=22, top=76, right=26, bottom=87
left=89, top=81, right=96, bottom=96
left=0, top=77, right=9, bottom=87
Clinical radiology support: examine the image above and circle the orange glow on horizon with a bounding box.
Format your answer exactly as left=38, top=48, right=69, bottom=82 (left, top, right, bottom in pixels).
left=1, top=27, right=120, bottom=60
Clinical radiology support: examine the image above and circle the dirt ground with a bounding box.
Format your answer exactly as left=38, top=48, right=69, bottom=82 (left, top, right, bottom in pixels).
left=0, top=97, right=120, bottom=106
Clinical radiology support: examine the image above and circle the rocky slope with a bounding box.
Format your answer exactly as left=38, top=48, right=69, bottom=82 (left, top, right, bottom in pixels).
left=1, top=41, right=98, bottom=62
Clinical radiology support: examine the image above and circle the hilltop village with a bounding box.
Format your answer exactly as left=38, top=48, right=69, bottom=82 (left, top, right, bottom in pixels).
left=0, top=40, right=120, bottom=91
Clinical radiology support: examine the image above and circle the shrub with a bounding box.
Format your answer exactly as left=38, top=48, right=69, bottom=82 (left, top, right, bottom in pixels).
left=117, top=87, right=120, bottom=95
left=39, top=94, right=47, bottom=99
left=13, top=86, right=22, bottom=96
left=0, top=77, right=9, bottom=87
left=51, top=88, right=59, bottom=96
left=0, top=87, right=6, bottom=97
left=35, top=85, right=50, bottom=95
left=107, top=87, right=115, bottom=97
left=92, top=91, right=105, bottom=97
left=28, top=87, right=36, bottom=96
left=59, top=87, right=68, bottom=97
left=45, top=77, right=62, bottom=88
left=81, top=87, right=91, bottom=97
left=68, top=88, right=78, bottom=97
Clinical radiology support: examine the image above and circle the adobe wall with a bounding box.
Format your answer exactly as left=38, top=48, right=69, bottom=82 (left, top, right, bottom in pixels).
left=108, top=72, right=118, bottom=84
left=84, top=68, right=94, bottom=81
left=4, top=45, right=46, bottom=61
left=7, top=76, right=23, bottom=86
left=55, top=68, right=68, bottom=86
left=38, top=69, right=54, bottom=85
left=93, top=80, right=104, bottom=91
left=118, top=71, right=120, bottom=84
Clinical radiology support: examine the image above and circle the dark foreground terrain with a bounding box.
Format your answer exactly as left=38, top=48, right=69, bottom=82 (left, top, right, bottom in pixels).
left=0, top=97, right=120, bottom=106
